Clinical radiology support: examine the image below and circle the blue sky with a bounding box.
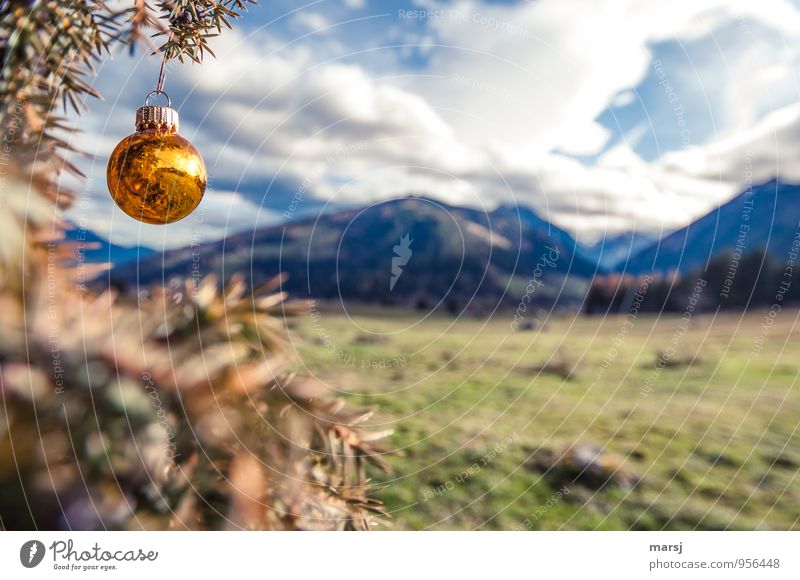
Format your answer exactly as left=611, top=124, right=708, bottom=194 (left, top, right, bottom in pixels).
left=65, top=0, right=800, bottom=249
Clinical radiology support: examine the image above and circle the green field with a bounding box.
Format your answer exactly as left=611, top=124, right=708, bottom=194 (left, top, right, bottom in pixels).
left=291, top=306, right=800, bottom=530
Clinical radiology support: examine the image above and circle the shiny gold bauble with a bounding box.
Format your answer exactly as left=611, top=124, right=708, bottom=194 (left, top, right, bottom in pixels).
left=106, top=102, right=206, bottom=224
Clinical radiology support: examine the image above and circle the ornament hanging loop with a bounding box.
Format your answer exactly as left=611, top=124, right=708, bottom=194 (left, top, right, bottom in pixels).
left=145, top=89, right=171, bottom=108
left=137, top=91, right=179, bottom=133
left=155, top=46, right=169, bottom=94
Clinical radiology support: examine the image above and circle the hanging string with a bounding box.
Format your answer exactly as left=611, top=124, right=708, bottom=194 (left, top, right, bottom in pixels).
left=155, top=50, right=168, bottom=95
left=155, top=20, right=176, bottom=97
left=145, top=51, right=171, bottom=106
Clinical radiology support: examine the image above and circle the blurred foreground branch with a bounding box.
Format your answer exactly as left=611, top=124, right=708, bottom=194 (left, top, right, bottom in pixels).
left=0, top=1, right=390, bottom=530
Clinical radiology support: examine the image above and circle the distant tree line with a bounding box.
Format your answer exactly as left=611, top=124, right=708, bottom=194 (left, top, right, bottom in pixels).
left=585, top=247, right=800, bottom=314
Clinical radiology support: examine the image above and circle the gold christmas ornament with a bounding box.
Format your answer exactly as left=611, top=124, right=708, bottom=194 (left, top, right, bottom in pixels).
left=106, top=91, right=206, bottom=224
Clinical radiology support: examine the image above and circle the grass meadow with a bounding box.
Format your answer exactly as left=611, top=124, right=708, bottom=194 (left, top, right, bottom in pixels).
left=290, top=306, right=800, bottom=530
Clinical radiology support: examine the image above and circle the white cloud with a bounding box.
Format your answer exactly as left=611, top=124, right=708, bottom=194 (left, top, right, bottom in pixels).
left=611, top=90, right=637, bottom=109
left=528, top=99, right=800, bottom=241
left=292, top=11, right=330, bottom=33
left=661, top=102, right=800, bottom=185
left=556, top=120, right=613, bottom=156
left=413, top=0, right=800, bottom=161
left=343, top=0, right=366, bottom=9
left=177, top=32, right=489, bottom=196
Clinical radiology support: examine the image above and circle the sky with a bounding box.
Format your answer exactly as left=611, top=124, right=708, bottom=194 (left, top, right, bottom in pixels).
left=65, top=0, right=800, bottom=250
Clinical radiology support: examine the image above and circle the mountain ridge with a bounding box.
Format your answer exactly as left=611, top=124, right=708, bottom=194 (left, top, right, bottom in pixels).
left=106, top=179, right=800, bottom=309
left=110, top=196, right=597, bottom=309
left=620, top=179, right=799, bottom=275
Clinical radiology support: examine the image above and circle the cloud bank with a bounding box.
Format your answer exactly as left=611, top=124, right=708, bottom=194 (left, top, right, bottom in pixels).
left=66, top=0, right=800, bottom=249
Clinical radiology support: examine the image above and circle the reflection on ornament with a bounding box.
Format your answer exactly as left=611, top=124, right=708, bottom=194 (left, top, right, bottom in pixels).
left=106, top=92, right=206, bottom=224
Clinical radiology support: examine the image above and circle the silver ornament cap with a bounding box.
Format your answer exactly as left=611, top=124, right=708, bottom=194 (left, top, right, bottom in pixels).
left=135, top=90, right=179, bottom=133
left=135, top=105, right=179, bottom=133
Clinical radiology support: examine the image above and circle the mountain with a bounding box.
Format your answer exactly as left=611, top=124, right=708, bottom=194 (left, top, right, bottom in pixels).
left=621, top=180, right=800, bottom=275
left=63, top=225, right=154, bottom=264
left=110, top=197, right=598, bottom=309
left=103, top=181, right=800, bottom=311
left=583, top=230, right=662, bottom=271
